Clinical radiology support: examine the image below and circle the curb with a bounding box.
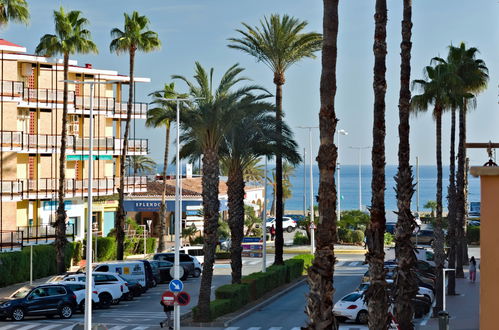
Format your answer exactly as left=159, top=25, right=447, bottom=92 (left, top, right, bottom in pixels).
left=223, top=277, right=307, bottom=327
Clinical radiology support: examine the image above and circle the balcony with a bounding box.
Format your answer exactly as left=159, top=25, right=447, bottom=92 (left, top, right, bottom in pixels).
left=0, top=80, right=23, bottom=98
left=0, top=131, right=148, bottom=155
left=0, top=230, right=23, bottom=252
left=73, top=96, right=147, bottom=119
left=16, top=224, right=75, bottom=246
left=0, top=176, right=146, bottom=201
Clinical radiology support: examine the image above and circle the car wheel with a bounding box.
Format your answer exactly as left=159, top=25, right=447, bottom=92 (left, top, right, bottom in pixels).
left=356, top=310, right=368, bottom=324
left=286, top=226, right=294, bottom=233
left=11, top=307, right=24, bottom=321
left=180, top=269, right=189, bottom=281
left=59, top=304, right=73, bottom=319
left=193, top=268, right=201, bottom=278
left=99, top=293, right=112, bottom=309
left=125, top=292, right=134, bottom=301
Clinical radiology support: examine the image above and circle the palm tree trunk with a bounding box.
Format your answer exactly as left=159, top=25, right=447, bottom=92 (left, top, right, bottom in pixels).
left=116, top=47, right=136, bottom=260
left=304, top=1, right=338, bottom=328
left=228, top=165, right=245, bottom=284
left=455, top=103, right=466, bottom=278
left=447, top=108, right=457, bottom=294
left=274, top=74, right=285, bottom=265
left=394, top=1, right=418, bottom=328
left=433, top=111, right=446, bottom=314
left=365, top=0, right=390, bottom=328
left=157, top=121, right=171, bottom=252
left=195, top=147, right=220, bottom=322
left=55, top=52, right=70, bottom=274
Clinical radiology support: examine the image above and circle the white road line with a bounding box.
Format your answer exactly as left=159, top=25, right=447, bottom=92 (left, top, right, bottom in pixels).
left=37, top=325, right=61, bottom=330
left=290, top=327, right=301, bottom=330
left=130, top=327, right=149, bottom=330
left=59, top=326, right=78, bottom=330
left=0, top=324, right=20, bottom=330
left=268, top=327, right=283, bottom=330
left=249, top=261, right=259, bottom=266
left=108, top=326, right=127, bottom=330
left=15, top=324, right=39, bottom=330
left=336, top=261, right=345, bottom=267
left=247, top=327, right=262, bottom=330
left=224, top=327, right=240, bottom=330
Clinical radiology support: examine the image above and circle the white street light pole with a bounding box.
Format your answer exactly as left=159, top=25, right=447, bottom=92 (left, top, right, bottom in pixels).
left=337, top=129, right=348, bottom=221
left=416, top=156, right=420, bottom=214
left=443, top=268, right=455, bottom=312
left=63, top=79, right=118, bottom=330
left=140, top=224, right=146, bottom=258
left=262, top=157, right=268, bottom=273
left=349, top=146, right=370, bottom=211
left=303, top=148, right=306, bottom=217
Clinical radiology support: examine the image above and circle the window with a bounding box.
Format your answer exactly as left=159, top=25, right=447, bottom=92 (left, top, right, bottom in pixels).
left=30, top=287, right=49, bottom=298
left=47, top=286, right=67, bottom=296
left=180, top=254, right=192, bottom=262
left=95, top=265, right=109, bottom=272
left=94, top=275, right=107, bottom=283
left=159, top=261, right=173, bottom=268
left=68, top=284, right=85, bottom=292
left=105, top=275, right=118, bottom=281
left=341, top=293, right=362, bottom=302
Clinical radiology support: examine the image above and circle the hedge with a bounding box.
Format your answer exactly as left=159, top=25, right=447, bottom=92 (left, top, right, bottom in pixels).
left=0, top=242, right=77, bottom=287
left=293, top=231, right=310, bottom=245
left=467, top=226, right=480, bottom=244
left=292, top=254, right=314, bottom=274
left=351, top=230, right=365, bottom=245
left=195, top=256, right=306, bottom=322
left=83, top=237, right=157, bottom=261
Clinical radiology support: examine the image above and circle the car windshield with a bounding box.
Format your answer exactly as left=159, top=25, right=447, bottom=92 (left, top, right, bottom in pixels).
left=341, top=293, right=362, bottom=302
left=117, top=275, right=128, bottom=282
left=266, top=218, right=275, bottom=222
left=357, top=283, right=369, bottom=291
left=10, top=287, right=32, bottom=299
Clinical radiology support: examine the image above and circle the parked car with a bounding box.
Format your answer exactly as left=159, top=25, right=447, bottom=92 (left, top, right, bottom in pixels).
left=357, top=280, right=434, bottom=303
left=266, top=217, right=297, bottom=233
left=468, top=220, right=480, bottom=226
left=0, top=284, right=77, bottom=321
left=188, top=255, right=202, bottom=278
left=147, top=260, right=162, bottom=286
left=333, top=291, right=368, bottom=324
left=51, top=281, right=99, bottom=312
left=93, top=261, right=148, bottom=290
left=136, top=260, right=157, bottom=288
left=54, top=272, right=129, bottom=302
left=284, top=214, right=306, bottom=227
left=411, top=229, right=434, bottom=245
left=175, top=246, right=205, bottom=265
left=220, top=238, right=231, bottom=251
left=153, top=253, right=194, bottom=278
left=385, top=223, right=396, bottom=234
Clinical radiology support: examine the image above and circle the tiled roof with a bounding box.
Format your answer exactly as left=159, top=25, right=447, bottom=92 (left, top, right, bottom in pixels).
left=0, top=39, right=23, bottom=48
left=131, top=180, right=200, bottom=197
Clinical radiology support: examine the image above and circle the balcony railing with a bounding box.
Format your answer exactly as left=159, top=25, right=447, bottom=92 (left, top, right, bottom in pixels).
left=0, top=80, right=24, bottom=97
left=0, top=131, right=148, bottom=155
left=74, top=96, right=147, bottom=118
left=16, top=223, right=75, bottom=246
left=23, top=87, right=75, bottom=104
left=0, top=230, right=23, bottom=251
left=5, top=176, right=148, bottom=199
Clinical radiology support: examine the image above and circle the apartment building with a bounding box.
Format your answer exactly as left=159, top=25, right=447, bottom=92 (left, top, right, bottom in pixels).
left=0, top=39, right=149, bottom=250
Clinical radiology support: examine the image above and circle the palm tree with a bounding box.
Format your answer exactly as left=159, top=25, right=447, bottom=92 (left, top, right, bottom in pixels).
left=0, top=0, right=29, bottom=27
left=175, top=62, right=265, bottom=321
left=444, top=43, right=488, bottom=277
left=228, top=15, right=321, bottom=265
left=268, top=162, right=295, bottom=215
left=35, top=7, right=97, bottom=274
left=110, top=11, right=161, bottom=260
left=221, top=157, right=266, bottom=184
left=220, top=100, right=300, bottom=284
left=412, top=63, right=455, bottom=313
left=304, top=1, right=338, bottom=328
left=147, top=82, right=187, bottom=252
left=125, top=155, right=156, bottom=174
left=364, top=0, right=390, bottom=327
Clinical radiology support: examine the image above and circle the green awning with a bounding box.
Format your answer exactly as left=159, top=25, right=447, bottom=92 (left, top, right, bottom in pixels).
left=67, top=155, right=113, bottom=161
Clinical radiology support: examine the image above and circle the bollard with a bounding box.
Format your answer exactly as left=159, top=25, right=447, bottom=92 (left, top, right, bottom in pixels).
left=438, top=311, right=449, bottom=330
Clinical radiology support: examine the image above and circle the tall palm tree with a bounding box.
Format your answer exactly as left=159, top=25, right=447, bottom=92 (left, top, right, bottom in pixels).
left=221, top=157, right=266, bottom=184
left=446, top=105, right=457, bottom=294
left=0, top=0, right=29, bottom=27
left=110, top=11, right=160, bottom=260
left=394, top=1, right=419, bottom=328
left=268, top=162, right=295, bottom=215
left=364, top=0, right=390, bottom=327
left=175, top=62, right=265, bottom=321
left=35, top=7, right=97, bottom=274
left=444, top=43, right=488, bottom=277
left=412, top=63, right=455, bottom=313
left=228, top=15, right=321, bottom=265
left=304, top=1, right=338, bottom=328
left=125, top=155, right=156, bottom=174
left=220, top=95, right=300, bottom=284
left=147, top=82, right=186, bottom=252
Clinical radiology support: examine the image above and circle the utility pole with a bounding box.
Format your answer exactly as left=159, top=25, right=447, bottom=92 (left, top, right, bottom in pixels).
left=349, top=146, right=370, bottom=211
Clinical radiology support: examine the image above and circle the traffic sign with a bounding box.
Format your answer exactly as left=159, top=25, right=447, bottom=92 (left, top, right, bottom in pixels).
left=161, top=291, right=176, bottom=306
left=169, top=279, right=183, bottom=292
left=176, top=291, right=190, bottom=306
left=309, top=223, right=316, bottom=230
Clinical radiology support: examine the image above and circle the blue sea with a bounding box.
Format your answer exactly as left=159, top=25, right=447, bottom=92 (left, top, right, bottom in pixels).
left=280, top=165, right=479, bottom=213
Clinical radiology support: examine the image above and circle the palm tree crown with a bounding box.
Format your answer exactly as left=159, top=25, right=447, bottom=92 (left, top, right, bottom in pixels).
left=125, top=155, right=156, bottom=174
left=0, top=0, right=29, bottom=27
left=35, top=7, right=97, bottom=57
left=110, top=11, right=161, bottom=54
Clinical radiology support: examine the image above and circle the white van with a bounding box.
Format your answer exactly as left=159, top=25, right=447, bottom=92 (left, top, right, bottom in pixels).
left=93, top=261, right=147, bottom=288
left=176, top=246, right=204, bottom=265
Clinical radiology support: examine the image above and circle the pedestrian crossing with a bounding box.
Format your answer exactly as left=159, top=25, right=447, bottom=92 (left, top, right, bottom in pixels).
left=224, top=326, right=368, bottom=330
left=0, top=322, right=164, bottom=330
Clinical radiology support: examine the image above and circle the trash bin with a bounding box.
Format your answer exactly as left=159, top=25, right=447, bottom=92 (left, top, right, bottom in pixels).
left=438, top=311, right=449, bottom=330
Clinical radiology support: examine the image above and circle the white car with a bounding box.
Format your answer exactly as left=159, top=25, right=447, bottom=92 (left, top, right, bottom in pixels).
left=52, top=281, right=99, bottom=312
left=266, top=217, right=297, bottom=233
left=50, top=272, right=128, bottom=304
left=357, top=280, right=434, bottom=303
left=188, top=255, right=203, bottom=278
left=333, top=291, right=368, bottom=324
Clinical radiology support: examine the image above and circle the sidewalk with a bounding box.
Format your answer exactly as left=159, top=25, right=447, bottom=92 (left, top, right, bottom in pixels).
left=417, top=268, right=480, bottom=330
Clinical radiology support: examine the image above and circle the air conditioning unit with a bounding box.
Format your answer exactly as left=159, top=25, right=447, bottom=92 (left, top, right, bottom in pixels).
left=69, top=115, right=79, bottom=122
left=21, top=63, right=33, bottom=77
left=68, top=123, right=79, bottom=135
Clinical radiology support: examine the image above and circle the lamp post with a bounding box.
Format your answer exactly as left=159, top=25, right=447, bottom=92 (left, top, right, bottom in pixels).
left=349, top=146, right=370, bottom=211
left=262, top=156, right=268, bottom=273
left=337, top=129, right=348, bottom=221
left=297, top=126, right=318, bottom=254
left=63, top=79, right=118, bottom=330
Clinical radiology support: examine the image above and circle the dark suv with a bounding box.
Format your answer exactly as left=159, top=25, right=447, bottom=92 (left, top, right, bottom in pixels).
left=0, top=284, right=77, bottom=321
left=153, top=253, right=194, bottom=278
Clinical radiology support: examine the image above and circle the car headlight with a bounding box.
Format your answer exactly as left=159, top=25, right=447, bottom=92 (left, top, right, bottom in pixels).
left=1, top=302, right=11, bottom=308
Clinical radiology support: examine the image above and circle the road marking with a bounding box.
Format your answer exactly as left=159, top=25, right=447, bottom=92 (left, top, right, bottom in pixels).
left=37, top=325, right=61, bottom=330
left=58, top=326, right=77, bottom=330
left=247, top=327, right=261, bottom=330
left=268, top=327, right=283, bottom=330
left=15, top=324, right=39, bottom=330
left=224, top=327, right=239, bottom=330
left=336, top=261, right=345, bottom=267
left=108, top=326, right=127, bottom=330
left=0, top=325, right=20, bottom=330
left=290, top=328, right=301, bottom=330
left=130, top=327, right=149, bottom=330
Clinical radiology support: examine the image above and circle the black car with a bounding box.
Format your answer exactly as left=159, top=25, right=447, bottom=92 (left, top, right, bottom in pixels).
left=117, top=276, right=144, bottom=296
left=147, top=260, right=162, bottom=286
left=0, top=284, right=77, bottom=321
left=153, top=253, right=194, bottom=278
left=156, top=260, right=189, bottom=282
left=138, top=260, right=157, bottom=288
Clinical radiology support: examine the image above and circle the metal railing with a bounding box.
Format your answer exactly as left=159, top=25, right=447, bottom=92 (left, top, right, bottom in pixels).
left=0, top=230, right=23, bottom=251
left=0, top=81, right=23, bottom=97
left=16, top=223, right=75, bottom=245
left=74, top=95, right=148, bottom=117
left=23, top=87, right=75, bottom=104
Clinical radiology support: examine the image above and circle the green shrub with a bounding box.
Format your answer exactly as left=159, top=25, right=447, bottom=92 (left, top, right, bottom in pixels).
left=284, top=258, right=304, bottom=282
left=293, top=231, right=310, bottom=245
left=292, top=254, right=314, bottom=275
left=215, top=283, right=249, bottom=310
left=192, top=236, right=204, bottom=245
left=384, top=232, right=394, bottom=245
left=192, top=299, right=233, bottom=322
left=351, top=230, right=365, bottom=245
left=96, top=237, right=117, bottom=261
left=215, top=251, right=231, bottom=259
left=338, top=228, right=353, bottom=243
left=467, top=226, right=480, bottom=244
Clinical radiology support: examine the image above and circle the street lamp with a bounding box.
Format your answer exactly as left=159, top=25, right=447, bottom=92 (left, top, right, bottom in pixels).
left=297, top=126, right=318, bottom=254
left=262, top=156, right=268, bottom=273
left=337, top=129, right=348, bottom=221
left=63, top=79, right=119, bottom=330
left=349, top=146, right=370, bottom=211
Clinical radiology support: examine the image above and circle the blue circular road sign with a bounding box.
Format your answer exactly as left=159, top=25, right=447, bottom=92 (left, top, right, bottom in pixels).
left=169, top=279, right=184, bottom=292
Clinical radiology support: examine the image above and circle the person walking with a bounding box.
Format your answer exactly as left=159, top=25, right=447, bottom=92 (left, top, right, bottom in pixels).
left=469, top=256, right=477, bottom=283
left=270, top=224, right=276, bottom=241
left=159, top=298, right=174, bottom=329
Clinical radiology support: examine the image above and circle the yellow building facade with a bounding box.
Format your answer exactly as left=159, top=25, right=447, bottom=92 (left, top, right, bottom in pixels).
left=0, top=39, right=148, bottom=249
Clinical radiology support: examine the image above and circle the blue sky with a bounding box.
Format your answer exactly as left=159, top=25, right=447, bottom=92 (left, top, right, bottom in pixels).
left=2, top=0, right=498, bottom=167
